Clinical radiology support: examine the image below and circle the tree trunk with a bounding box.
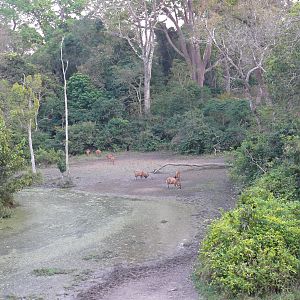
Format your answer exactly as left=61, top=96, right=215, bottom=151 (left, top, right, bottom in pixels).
left=28, top=119, right=36, bottom=174
left=61, top=37, right=70, bottom=177
left=254, top=68, right=272, bottom=106
left=196, top=63, right=205, bottom=87
left=64, top=75, right=70, bottom=177
left=224, top=59, right=231, bottom=93
left=244, top=81, right=262, bottom=131
left=144, top=60, right=152, bottom=114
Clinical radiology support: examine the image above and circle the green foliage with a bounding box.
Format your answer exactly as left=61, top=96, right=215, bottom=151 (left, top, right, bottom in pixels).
left=197, top=187, right=300, bottom=297
left=203, top=99, right=251, bottom=150
left=32, top=130, right=57, bottom=150
left=152, top=81, right=211, bottom=117
left=99, top=117, right=132, bottom=151
left=67, top=73, right=122, bottom=124
left=35, top=148, right=59, bottom=166
left=0, top=53, right=36, bottom=84
left=171, top=110, right=215, bottom=154
left=231, top=118, right=300, bottom=186
left=255, top=165, right=300, bottom=202
left=55, top=121, right=99, bottom=155
left=0, top=119, right=34, bottom=216
left=266, top=19, right=300, bottom=111
left=32, top=267, right=72, bottom=276
left=56, top=150, right=66, bottom=174
left=134, top=130, right=161, bottom=152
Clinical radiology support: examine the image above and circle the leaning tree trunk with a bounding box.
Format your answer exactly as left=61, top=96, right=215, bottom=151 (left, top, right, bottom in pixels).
left=28, top=119, right=36, bottom=174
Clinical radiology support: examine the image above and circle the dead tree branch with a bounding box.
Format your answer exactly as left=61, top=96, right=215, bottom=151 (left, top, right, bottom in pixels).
left=152, top=163, right=229, bottom=174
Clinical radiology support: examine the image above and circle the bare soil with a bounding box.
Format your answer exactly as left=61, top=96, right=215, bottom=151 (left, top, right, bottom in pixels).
left=40, top=151, right=236, bottom=300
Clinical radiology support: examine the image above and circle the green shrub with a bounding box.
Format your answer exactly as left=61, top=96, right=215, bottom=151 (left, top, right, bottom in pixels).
left=67, top=73, right=122, bottom=124
left=134, top=130, right=161, bottom=151
left=196, top=187, right=300, bottom=297
left=171, top=110, right=216, bottom=154
left=35, top=148, right=59, bottom=166
left=255, top=165, right=300, bottom=202
left=55, top=122, right=99, bottom=155
left=100, top=117, right=132, bottom=151
left=152, top=81, right=210, bottom=117
left=56, top=150, right=66, bottom=174
left=0, top=119, right=27, bottom=211
left=32, top=130, right=56, bottom=150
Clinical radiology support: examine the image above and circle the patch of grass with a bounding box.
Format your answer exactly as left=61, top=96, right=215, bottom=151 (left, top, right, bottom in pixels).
left=83, top=250, right=117, bottom=261
left=32, top=268, right=73, bottom=277
left=0, top=204, right=12, bottom=219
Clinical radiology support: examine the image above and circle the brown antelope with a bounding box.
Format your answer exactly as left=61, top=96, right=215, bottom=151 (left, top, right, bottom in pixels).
left=95, top=149, right=102, bottom=156
left=85, top=149, right=91, bottom=156
left=174, top=170, right=181, bottom=180
left=106, top=154, right=115, bottom=164
left=134, top=171, right=149, bottom=179
left=166, top=177, right=181, bottom=189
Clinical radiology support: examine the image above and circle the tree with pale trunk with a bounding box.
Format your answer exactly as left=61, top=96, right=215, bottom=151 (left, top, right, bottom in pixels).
left=208, top=0, right=288, bottom=119
left=60, top=36, right=70, bottom=178
left=97, top=0, right=163, bottom=114
left=160, top=0, right=222, bottom=87
left=8, top=75, right=42, bottom=174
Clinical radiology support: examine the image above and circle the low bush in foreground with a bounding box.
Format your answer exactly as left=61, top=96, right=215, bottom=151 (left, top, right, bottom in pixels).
left=195, top=187, right=300, bottom=298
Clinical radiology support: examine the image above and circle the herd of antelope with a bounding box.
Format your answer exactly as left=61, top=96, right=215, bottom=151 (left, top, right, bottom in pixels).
left=85, top=149, right=116, bottom=164
left=134, top=169, right=181, bottom=189
left=84, top=149, right=182, bottom=189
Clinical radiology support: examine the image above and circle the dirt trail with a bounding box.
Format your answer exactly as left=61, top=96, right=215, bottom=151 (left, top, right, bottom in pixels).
left=0, top=152, right=236, bottom=300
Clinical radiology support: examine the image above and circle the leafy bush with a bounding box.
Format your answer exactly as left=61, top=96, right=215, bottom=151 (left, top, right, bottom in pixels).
left=32, top=130, right=56, bottom=150
left=67, top=73, right=122, bottom=124
left=55, top=122, right=99, bottom=155
left=0, top=119, right=35, bottom=217
left=99, top=117, right=132, bottom=151
left=203, top=99, right=251, bottom=150
left=255, top=165, right=300, bottom=202
left=56, top=150, right=66, bottom=174
left=197, top=187, right=300, bottom=297
left=35, top=148, right=59, bottom=166
left=171, top=110, right=216, bottom=154
left=134, top=130, right=161, bottom=151
left=152, top=81, right=211, bottom=117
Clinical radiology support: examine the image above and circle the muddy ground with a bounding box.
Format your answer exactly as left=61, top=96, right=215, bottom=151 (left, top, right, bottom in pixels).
left=0, top=151, right=236, bottom=300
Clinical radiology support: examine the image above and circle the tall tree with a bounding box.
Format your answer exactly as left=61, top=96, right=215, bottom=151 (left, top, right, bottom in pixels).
left=60, top=37, right=70, bottom=177
left=210, top=0, right=287, bottom=114
left=8, top=75, right=42, bottom=174
left=99, top=0, right=162, bottom=114
left=160, top=0, right=221, bottom=87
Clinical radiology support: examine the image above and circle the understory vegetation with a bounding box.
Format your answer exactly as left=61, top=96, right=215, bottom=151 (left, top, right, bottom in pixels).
left=194, top=118, right=300, bottom=299
left=0, top=0, right=299, bottom=298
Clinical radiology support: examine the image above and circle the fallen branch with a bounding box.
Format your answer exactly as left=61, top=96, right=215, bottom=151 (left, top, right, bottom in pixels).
left=152, top=163, right=229, bottom=174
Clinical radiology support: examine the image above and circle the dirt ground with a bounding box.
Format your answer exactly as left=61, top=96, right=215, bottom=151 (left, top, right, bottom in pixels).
left=39, top=151, right=236, bottom=300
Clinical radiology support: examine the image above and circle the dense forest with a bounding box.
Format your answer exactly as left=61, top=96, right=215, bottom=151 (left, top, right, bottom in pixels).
left=0, top=0, right=299, bottom=299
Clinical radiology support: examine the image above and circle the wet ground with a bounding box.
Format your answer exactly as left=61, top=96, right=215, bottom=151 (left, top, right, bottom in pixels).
left=0, top=152, right=236, bottom=300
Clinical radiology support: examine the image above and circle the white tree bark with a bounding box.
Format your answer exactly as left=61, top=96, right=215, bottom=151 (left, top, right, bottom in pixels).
left=100, top=0, right=160, bottom=114
left=60, top=37, right=70, bottom=177
left=23, top=75, right=37, bottom=174
left=28, top=118, right=36, bottom=174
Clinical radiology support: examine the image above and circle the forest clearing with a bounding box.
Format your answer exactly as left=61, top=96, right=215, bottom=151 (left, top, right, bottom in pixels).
left=0, top=0, right=299, bottom=299
left=0, top=152, right=235, bottom=299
